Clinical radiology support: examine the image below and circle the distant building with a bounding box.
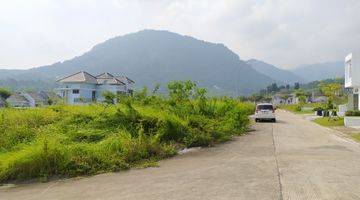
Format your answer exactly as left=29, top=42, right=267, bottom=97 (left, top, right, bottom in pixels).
left=6, top=91, right=54, bottom=108
left=6, top=92, right=35, bottom=107
left=272, top=94, right=299, bottom=106
left=311, top=96, right=328, bottom=103
left=272, top=95, right=284, bottom=106
left=27, top=91, right=50, bottom=106
left=56, top=71, right=134, bottom=104
left=285, top=95, right=299, bottom=105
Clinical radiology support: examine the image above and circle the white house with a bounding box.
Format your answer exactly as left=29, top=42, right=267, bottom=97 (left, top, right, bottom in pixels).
left=56, top=71, right=134, bottom=104
left=272, top=94, right=299, bottom=106
left=312, top=96, right=328, bottom=103
left=285, top=95, right=299, bottom=105
left=7, top=92, right=36, bottom=107
left=272, top=95, right=284, bottom=106
left=345, top=52, right=360, bottom=110
left=6, top=91, right=51, bottom=108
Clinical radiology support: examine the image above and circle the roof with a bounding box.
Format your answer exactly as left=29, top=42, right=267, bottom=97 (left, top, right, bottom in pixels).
left=314, top=96, right=327, bottom=100
left=27, top=91, right=49, bottom=102
left=273, top=95, right=282, bottom=99
left=96, top=72, right=125, bottom=85
left=96, top=72, right=115, bottom=79
left=96, top=78, right=125, bottom=85
left=116, top=76, right=135, bottom=84
left=256, top=103, right=273, bottom=105
left=45, top=92, right=61, bottom=100
left=57, top=71, right=98, bottom=84
left=57, top=71, right=132, bottom=85
left=6, top=93, right=29, bottom=103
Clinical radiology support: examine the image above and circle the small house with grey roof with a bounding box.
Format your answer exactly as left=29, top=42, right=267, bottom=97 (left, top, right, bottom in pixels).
left=6, top=91, right=51, bottom=107
left=56, top=71, right=134, bottom=104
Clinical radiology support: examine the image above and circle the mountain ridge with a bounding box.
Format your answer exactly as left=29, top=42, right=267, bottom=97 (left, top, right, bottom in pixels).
left=246, top=59, right=304, bottom=84
left=291, top=61, right=343, bottom=82
left=0, top=30, right=276, bottom=95
left=0, top=30, right=345, bottom=94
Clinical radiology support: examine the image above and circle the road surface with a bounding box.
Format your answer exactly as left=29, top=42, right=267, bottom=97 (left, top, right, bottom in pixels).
left=2, top=110, right=360, bottom=200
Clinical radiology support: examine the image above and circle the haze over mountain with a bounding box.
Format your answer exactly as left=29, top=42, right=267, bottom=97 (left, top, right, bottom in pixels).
left=291, top=61, right=344, bottom=82
left=246, top=59, right=304, bottom=84
left=0, top=30, right=276, bottom=95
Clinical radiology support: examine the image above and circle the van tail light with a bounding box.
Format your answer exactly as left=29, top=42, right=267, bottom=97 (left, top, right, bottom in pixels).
left=256, top=109, right=259, bottom=113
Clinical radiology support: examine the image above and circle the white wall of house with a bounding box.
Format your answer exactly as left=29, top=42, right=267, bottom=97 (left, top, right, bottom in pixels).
left=345, top=52, right=360, bottom=110
left=57, top=82, right=128, bottom=104
left=345, top=52, right=360, bottom=88
left=96, top=84, right=126, bottom=102
left=58, top=83, right=96, bottom=104
left=272, top=97, right=283, bottom=106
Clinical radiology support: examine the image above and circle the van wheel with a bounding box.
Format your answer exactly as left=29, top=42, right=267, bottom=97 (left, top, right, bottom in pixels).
left=255, top=118, right=258, bottom=122
left=272, top=119, right=276, bottom=123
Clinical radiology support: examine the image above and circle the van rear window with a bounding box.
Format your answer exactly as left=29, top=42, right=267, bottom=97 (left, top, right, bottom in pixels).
left=257, top=105, right=273, bottom=110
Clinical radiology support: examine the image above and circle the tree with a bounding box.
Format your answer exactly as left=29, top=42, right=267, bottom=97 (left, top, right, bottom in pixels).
left=266, top=83, right=279, bottom=93
left=295, top=89, right=306, bottom=104
left=294, top=82, right=300, bottom=90
left=167, top=80, right=197, bottom=102
left=0, top=88, right=11, bottom=99
left=102, top=91, right=116, bottom=104
left=281, top=94, right=292, bottom=102
left=319, top=82, right=341, bottom=97
left=134, top=87, right=148, bottom=100
left=195, top=88, right=207, bottom=100
left=319, top=82, right=342, bottom=109
left=249, top=94, right=265, bottom=103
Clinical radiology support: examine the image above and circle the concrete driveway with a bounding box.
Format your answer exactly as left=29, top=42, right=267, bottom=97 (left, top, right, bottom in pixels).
left=1, top=110, right=360, bottom=200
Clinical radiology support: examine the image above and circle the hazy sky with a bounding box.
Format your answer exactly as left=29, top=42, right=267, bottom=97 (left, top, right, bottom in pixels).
left=1, top=0, right=359, bottom=69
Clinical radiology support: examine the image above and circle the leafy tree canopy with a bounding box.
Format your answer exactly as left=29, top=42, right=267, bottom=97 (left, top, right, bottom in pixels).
left=0, top=88, right=11, bottom=99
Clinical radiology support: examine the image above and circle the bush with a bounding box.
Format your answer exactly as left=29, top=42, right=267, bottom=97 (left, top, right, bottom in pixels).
left=0, top=88, right=11, bottom=100
left=313, top=107, right=323, bottom=112
left=345, top=110, right=360, bottom=116
left=0, top=81, right=254, bottom=183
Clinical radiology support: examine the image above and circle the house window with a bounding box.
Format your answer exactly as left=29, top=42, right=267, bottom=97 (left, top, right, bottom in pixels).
left=73, top=89, right=80, bottom=94
left=92, top=91, right=96, bottom=101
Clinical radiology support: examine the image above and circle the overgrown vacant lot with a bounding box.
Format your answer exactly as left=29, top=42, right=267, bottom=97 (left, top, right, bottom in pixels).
left=0, top=81, right=254, bottom=183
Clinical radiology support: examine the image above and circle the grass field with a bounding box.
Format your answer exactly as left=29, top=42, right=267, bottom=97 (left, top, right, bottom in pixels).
left=351, top=134, right=360, bottom=142
left=278, top=103, right=324, bottom=114
left=0, top=81, right=254, bottom=183
left=313, top=117, right=344, bottom=127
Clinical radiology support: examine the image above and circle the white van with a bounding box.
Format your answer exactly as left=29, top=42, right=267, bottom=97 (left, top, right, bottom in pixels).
left=254, top=103, right=276, bottom=122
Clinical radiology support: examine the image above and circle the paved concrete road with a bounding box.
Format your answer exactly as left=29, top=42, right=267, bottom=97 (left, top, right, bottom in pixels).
left=1, top=110, right=360, bottom=200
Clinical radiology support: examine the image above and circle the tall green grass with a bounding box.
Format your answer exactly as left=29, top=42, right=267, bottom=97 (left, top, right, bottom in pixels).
left=0, top=81, right=254, bottom=182
left=313, top=117, right=344, bottom=127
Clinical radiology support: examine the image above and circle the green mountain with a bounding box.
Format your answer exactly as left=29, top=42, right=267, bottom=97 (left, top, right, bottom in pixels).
left=291, top=61, right=344, bottom=82
left=0, top=30, right=276, bottom=94
left=246, top=59, right=304, bottom=84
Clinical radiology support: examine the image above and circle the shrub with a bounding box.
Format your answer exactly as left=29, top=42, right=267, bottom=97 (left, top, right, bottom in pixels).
left=345, top=110, right=360, bottom=116
left=102, top=91, right=116, bottom=104
left=0, top=88, right=11, bottom=99
left=0, top=81, right=253, bottom=183
left=313, top=107, right=323, bottom=112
